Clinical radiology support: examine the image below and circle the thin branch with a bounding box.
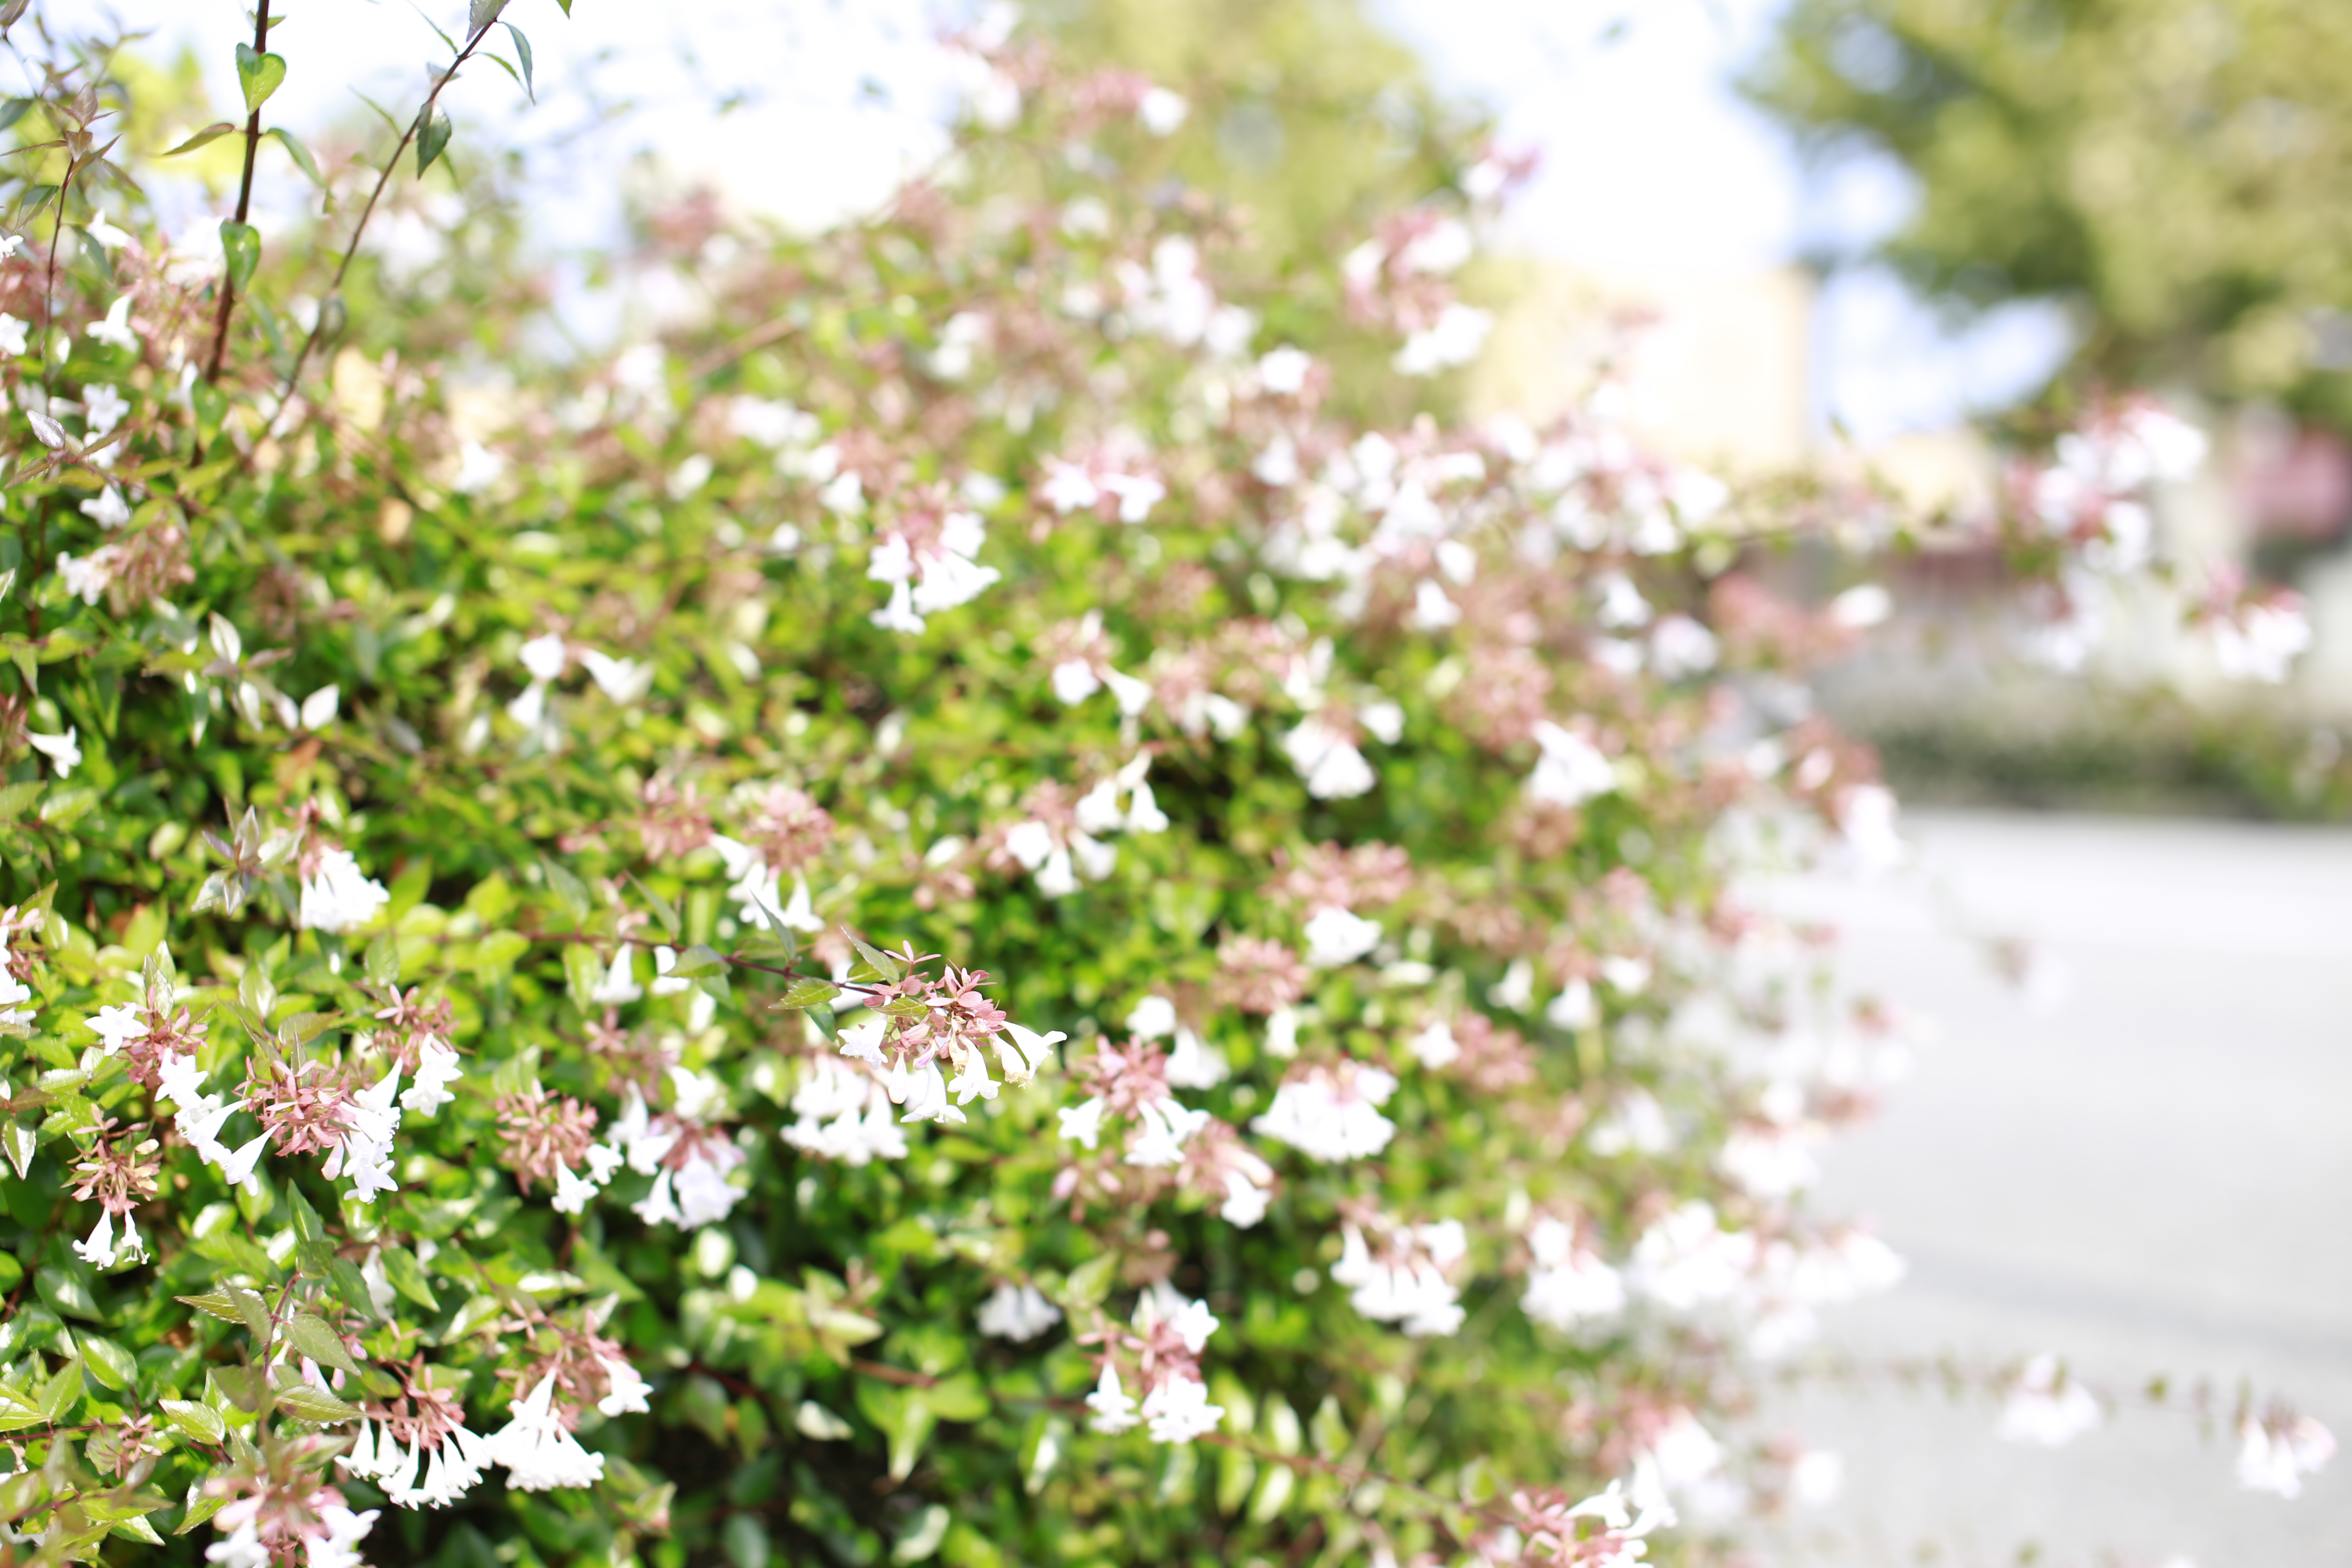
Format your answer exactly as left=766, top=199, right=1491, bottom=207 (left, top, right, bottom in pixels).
left=270, top=19, right=499, bottom=410
left=202, top=0, right=272, bottom=385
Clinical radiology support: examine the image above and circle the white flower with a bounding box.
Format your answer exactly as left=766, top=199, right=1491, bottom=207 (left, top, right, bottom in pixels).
left=946, top=1046, right=998, bottom=1106
left=1099, top=473, right=1166, bottom=524
left=1141, top=1372, right=1225, bottom=1444
left=1409, top=579, right=1461, bottom=631
left=57, top=552, right=109, bottom=602
left=1521, top=1218, right=1626, bottom=1330
left=1997, top=1356, right=2102, bottom=1447
left=1124, top=1096, right=1210, bottom=1167
left=551, top=1164, right=599, bottom=1216
left=995, top=1022, right=1065, bottom=1083
left=73, top=1209, right=120, bottom=1268
left=579, top=649, right=655, bottom=703
left=1137, top=86, right=1189, bottom=135
left=2236, top=1415, right=2336, bottom=1498
left=1302, top=906, right=1382, bottom=969
left=892, top=1061, right=964, bottom=1126
left=27, top=728, right=80, bottom=777
left=1528, top=722, right=1616, bottom=808
left=83, top=384, right=129, bottom=438
left=1124, top=995, right=1179, bottom=1041
left=1057, top=1095, right=1108, bottom=1150
left=86, top=296, right=138, bottom=351
left=453, top=441, right=507, bottom=495
left=785, top=1056, right=910, bottom=1166
left=402, top=1041, right=464, bottom=1117
left=1837, top=784, right=1903, bottom=877
left=1628, top=1201, right=1755, bottom=1311
left=1407, top=1018, right=1459, bottom=1069
left=1050, top=659, right=1101, bottom=704
left=1164, top=1028, right=1228, bottom=1090
left=1257, top=346, right=1313, bottom=396
left=1253, top=1063, right=1397, bottom=1163
left=0, top=970, right=31, bottom=1026
left=1084, top=1363, right=1139, bottom=1435
left=1283, top=717, right=1376, bottom=799
left=589, top=947, right=643, bottom=1006
left=217, top=1132, right=271, bottom=1186
left=0, top=313, right=26, bottom=356
left=1649, top=616, right=1718, bottom=680
left=299, top=849, right=390, bottom=933
left=77, top=487, right=130, bottom=528
left=1039, top=460, right=1100, bottom=514
left=85, top=1003, right=149, bottom=1054
left=2210, top=601, right=2312, bottom=684
left=976, top=1282, right=1063, bottom=1342
left=1329, top=1222, right=1465, bottom=1338
left=597, top=1355, right=652, bottom=1417
left=1394, top=303, right=1492, bottom=377
left=518, top=633, right=569, bottom=683
left=83, top=214, right=134, bottom=251
left=490, top=1371, right=607, bottom=1490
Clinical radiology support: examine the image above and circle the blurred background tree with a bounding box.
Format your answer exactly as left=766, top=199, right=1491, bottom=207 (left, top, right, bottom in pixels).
left=1030, top=0, right=1485, bottom=278
left=1746, top=0, right=2352, bottom=430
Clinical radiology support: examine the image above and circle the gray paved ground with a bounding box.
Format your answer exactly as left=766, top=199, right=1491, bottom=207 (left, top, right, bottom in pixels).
left=1746, top=811, right=2352, bottom=1568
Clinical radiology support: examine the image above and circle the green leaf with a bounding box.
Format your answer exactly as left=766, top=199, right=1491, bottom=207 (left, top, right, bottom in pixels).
left=416, top=107, right=453, bottom=176
left=162, top=122, right=239, bottom=156
left=37, top=1263, right=102, bottom=1323
left=0, top=781, right=40, bottom=823
left=471, top=929, right=532, bottom=980
left=921, top=1372, right=989, bottom=1424
left=108, top=1513, right=167, bottom=1545
left=542, top=856, right=591, bottom=918
left=285, top=1182, right=327, bottom=1246
left=219, top=220, right=259, bottom=294
left=628, top=874, right=680, bottom=943
left=503, top=21, right=535, bottom=99
left=158, top=1399, right=226, bottom=1446
left=175, top=1478, right=228, bottom=1535
left=363, top=934, right=401, bottom=987
left=469, top=0, right=510, bottom=31
left=266, top=126, right=322, bottom=186
left=178, top=1287, right=272, bottom=1342
left=75, top=1334, right=136, bottom=1392
left=1061, top=1253, right=1118, bottom=1311
left=855, top=1381, right=936, bottom=1483
left=234, top=44, right=288, bottom=115
left=845, top=929, right=903, bottom=983
left=667, top=943, right=727, bottom=978
left=274, top=1383, right=359, bottom=1424
left=0, top=99, right=31, bottom=133
left=284, top=1313, right=362, bottom=1378
left=772, top=977, right=841, bottom=1011
left=0, top=1121, right=32, bottom=1179
left=376, top=1245, right=438, bottom=1311
left=562, top=942, right=602, bottom=1009
left=328, top=1258, right=380, bottom=1322
left=37, top=1357, right=83, bottom=1421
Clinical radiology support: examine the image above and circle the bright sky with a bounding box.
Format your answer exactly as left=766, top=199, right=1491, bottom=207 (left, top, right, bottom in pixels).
left=89, top=0, right=2070, bottom=441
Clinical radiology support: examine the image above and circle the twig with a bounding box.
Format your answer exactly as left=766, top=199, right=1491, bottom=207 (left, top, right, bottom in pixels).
left=270, top=17, right=500, bottom=410
left=202, top=0, right=272, bottom=385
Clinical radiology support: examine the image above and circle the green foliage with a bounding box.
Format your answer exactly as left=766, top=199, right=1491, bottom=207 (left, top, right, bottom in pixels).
left=1749, top=0, right=2352, bottom=425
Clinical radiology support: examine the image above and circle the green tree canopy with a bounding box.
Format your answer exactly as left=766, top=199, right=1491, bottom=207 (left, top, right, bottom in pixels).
left=1748, top=0, right=2352, bottom=426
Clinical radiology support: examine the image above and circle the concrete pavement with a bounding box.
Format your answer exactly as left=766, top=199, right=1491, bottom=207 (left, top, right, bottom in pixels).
left=1747, top=810, right=2352, bottom=1567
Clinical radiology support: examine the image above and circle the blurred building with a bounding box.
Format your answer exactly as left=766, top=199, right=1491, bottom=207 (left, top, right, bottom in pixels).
left=1469, top=258, right=2352, bottom=722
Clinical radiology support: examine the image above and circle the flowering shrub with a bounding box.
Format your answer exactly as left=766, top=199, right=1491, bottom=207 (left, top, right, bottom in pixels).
left=0, top=7, right=2324, bottom=1568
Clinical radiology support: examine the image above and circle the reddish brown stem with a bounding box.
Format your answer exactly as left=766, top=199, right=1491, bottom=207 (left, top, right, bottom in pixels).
left=203, top=0, right=273, bottom=385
